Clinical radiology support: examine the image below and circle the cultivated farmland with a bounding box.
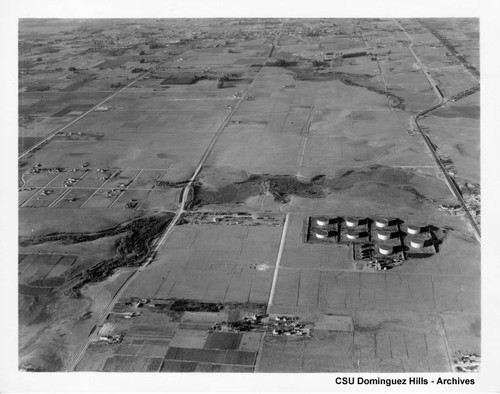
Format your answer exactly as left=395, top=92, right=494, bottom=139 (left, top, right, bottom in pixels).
left=18, top=18, right=480, bottom=374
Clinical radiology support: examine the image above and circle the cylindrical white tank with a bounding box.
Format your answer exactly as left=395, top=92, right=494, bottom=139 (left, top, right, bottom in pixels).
left=375, top=219, right=389, bottom=228
left=410, top=237, right=425, bottom=249
left=346, top=217, right=358, bottom=227
left=346, top=230, right=359, bottom=240
left=315, top=229, right=329, bottom=239
left=407, top=225, right=420, bottom=235
left=377, top=230, right=391, bottom=241
left=379, top=244, right=392, bottom=255
left=316, top=217, right=329, bottom=227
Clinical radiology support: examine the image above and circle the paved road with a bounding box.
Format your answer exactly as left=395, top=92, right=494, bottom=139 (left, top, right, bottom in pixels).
left=67, top=177, right=193, bottom=371
left=394, top=19, right=481, bottom=241
left=19, top=70, right=153, bottom=161
left=66, top=48, right=274, bottom=371
left=417, top=19, right=480, bottom=83
left=414, top=106, right=481, bottom=241
left=266, top=212, right=291, bottom=314
left=394, top=20, right=444, bottom=103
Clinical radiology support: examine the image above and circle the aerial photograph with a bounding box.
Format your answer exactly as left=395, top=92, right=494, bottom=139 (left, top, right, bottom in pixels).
left=16, top=16, right=480, bottom=374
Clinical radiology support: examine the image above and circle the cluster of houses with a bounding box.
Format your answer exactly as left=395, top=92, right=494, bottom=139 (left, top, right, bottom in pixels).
left=210, top=314, right=311, bottom=337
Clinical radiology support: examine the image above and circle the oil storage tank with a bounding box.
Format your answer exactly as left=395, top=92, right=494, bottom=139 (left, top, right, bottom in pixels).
left=346, top=217, right=358, bottom=228
left=346, top=230, right=359, bottom=240
left=375, top=218, right=389, bottom=228
left=410, top=236, right=425, bottom=249
left=378, top=244, right=393, bottom=255
left=316, top=217, right=329, bottom=227
left=315, top=229, right=329, bottom=239
left=377, top=230, right=391, bottom=241
left=407, top=225, right=421, bottom=235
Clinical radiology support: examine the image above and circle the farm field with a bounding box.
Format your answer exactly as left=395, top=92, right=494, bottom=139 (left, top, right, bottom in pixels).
left=18, top=17, right=480, bottom=374
left=121, top=223, right=283, bottom=303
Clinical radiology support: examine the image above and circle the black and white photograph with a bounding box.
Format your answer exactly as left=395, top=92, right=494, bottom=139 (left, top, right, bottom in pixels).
left=1, top=0, right=499, bottom=392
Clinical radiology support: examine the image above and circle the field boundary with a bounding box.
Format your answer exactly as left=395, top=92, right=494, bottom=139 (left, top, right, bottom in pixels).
left=19, top=70, right=153, bottom=160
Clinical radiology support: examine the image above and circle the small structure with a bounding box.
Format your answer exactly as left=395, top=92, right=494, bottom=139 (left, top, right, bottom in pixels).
left=377, top=230, right=391, bottom=241
left=315, top=229, right=329, bottom=239
left=407, top=225, right=420, bottom=235
left=375, top=219, right=389, bottom=228
left=409, top=237, right=425, bottom=249
left=378, top=244, right=393, bottom=255
left=345, top=217, right=358, bottom=228
left=323, top=51, right=342, bottom=61
left=316, top=217, right=329, bottom=227
left=346, top=230, right=359, bottom=240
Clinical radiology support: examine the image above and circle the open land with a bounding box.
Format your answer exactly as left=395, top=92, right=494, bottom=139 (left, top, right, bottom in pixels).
left=18, top=18, right=480, bottom=373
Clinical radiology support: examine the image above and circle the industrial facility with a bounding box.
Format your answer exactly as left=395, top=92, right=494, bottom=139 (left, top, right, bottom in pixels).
left=305, top=215, right=439, bottom=268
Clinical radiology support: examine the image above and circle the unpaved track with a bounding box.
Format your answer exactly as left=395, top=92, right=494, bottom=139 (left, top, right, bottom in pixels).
left=19, top=70, right=153, bottom=160
left=66, top=44, right=278, bottom=371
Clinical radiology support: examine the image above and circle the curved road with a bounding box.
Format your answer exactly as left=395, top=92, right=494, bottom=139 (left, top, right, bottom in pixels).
left=394, top=19, right=480, bottom=241
left=66, top=47, right=275, bottom=371
left=414, top=103, right=481, bottom=241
